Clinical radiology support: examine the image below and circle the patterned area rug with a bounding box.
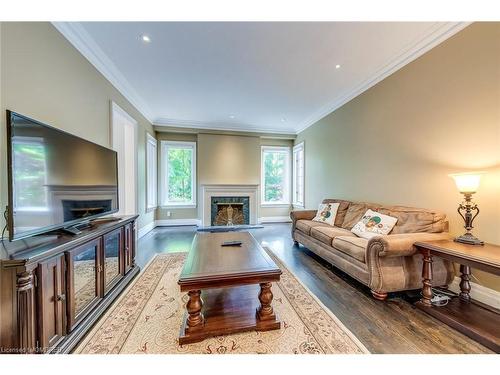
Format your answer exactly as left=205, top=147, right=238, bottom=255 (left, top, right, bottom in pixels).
left=74, top=248, right=369, bottom=354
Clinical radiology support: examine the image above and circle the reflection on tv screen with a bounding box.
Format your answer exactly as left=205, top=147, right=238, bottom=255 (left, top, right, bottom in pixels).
left=8, top=112, right=119, bottom=240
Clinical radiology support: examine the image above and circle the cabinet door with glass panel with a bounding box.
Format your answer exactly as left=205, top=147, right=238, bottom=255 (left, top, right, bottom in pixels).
left=102, top=227, right=124, bottom=293
left=123, top=223, right=135, bottom=273
left=66, top=238, right=102, bottom=331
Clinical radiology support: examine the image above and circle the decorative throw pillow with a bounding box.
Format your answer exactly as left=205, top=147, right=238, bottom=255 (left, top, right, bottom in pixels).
left=351, top=209, right=398, bottom=239
left=312, top=203, right=340, bottom=226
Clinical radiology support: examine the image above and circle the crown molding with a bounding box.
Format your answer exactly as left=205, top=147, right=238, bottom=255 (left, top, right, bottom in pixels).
left=52, top=22, right=470, bottom=136
left=294, top=22, right=472, bottom=134
left=52, top=22, right=155, bottom=123
left=154, top=117, right=295, bottom=135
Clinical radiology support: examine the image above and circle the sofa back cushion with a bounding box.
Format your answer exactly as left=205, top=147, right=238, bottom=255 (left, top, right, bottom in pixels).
left=321, top=199, right=448, bottom=234
left=321, top=199, right=351, bottom=227
left=378, top=206, right=448, bottom=234
left=340, top=202, right=381, bottom=229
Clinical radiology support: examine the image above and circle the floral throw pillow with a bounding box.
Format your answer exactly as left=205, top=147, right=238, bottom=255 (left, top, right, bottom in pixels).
left=351, top=209, right=398, bottom=239
left=312, top=203, right=340, bottom=226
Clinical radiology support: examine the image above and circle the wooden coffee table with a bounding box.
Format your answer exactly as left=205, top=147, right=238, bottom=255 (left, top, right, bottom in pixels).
left=177, top=231, right=282, bottom=344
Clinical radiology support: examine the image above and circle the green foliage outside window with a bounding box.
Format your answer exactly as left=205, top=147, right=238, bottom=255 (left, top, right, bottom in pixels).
left=264, top=151, right=286, bottom=202
left=167, top=147, right=193, bottom=203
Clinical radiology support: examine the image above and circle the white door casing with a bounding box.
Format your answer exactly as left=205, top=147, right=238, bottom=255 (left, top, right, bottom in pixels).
left=110, top=101, right=138, bottom=216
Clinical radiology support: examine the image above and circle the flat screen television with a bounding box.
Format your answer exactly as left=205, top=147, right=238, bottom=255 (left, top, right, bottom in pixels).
left=6, top=110, right=119, bottom=241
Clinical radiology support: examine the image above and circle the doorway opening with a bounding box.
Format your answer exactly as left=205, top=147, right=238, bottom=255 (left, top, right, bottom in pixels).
left=111, top=102, right=137, bottom=216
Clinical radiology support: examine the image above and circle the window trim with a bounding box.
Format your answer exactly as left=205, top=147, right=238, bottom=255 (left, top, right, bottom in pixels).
left=292, top=142, right=305, bottom=208
left=260, top=145, right=291, bottom=206
left=160, top=140, right=197, bottom=208
left=146, top=133, right=158, bottom=211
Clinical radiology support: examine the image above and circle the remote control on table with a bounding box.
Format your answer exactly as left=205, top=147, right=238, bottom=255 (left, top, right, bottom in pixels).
left=221, top=240, right=243, bottom=247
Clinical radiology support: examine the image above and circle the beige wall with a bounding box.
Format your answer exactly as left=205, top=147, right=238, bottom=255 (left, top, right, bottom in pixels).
left=295, top=22, right=500, bottom=291
left=156, top=131, right=294, bottom=221
left=198, top=133, right=261, bottom=185
left=0, top=22, right=156, bottom=231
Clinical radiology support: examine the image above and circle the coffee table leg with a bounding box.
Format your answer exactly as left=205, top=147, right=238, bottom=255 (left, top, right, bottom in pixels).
left=257, top=282, right=275, bottom=321
left=459, top=265, right=471, bottom=302
left=186, top=290, right=204, bottom=330
left=421, top=249, right=433, bottom=306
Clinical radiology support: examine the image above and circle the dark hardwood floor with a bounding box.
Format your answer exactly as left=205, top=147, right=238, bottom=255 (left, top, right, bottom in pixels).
left=136, top=223, right=492, bottom=354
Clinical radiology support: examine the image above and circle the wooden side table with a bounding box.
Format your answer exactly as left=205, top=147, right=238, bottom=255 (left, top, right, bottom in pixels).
left=414, top=240, right=500, bottom=353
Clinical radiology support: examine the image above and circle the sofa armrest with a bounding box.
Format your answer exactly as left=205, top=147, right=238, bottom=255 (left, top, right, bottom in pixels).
left=290, top=210, right=317, bottom=233
left=290, top=210, right=317, bottom=222
left=368, top=232, right=452, bottom=258
left=290, top=210, right=317, bottom=223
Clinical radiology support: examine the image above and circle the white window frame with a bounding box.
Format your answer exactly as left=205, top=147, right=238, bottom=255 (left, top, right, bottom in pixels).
left=292, top=142, right=305, bottom=208
left=146, top=133, right=157, bottom=211
left=261, top=145, right=291, bottom=207
left=161, top=140, right=197, bottom=208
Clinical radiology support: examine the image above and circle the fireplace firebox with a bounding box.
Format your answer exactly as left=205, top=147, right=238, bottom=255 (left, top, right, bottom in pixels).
left=211, top=196, right=250, bottom=226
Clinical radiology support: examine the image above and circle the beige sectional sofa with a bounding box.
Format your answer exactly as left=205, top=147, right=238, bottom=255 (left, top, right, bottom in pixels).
left=290, top=199, right=455, bottom=300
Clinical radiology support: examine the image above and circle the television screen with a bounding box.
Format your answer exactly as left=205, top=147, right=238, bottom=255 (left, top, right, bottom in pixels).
left=6, top=111, right=119, bottom=240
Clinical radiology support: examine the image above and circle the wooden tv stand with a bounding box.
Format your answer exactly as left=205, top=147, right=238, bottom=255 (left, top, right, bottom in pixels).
left=0, top=215, right=139, bottom=354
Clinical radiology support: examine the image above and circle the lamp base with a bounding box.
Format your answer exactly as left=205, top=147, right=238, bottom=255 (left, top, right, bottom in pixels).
left=454, top=233, right=484, bottom=246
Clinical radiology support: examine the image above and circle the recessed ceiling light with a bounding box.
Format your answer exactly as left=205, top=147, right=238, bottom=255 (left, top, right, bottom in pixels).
left=229, top=115, right=235, bottom=119
left=335, top=64, right=341, bottom=69
left=140, top=34, right=151, bottom=43
left=281, top=118, right=286, bottom=122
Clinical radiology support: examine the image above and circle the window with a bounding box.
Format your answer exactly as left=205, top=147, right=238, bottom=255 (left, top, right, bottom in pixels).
left=261, top=146, right=291, bottom=205
left=12, top=136, right=49, bottom=211
left=161, top=141, right=196, bottom=207
left=146, top=133, right=157, bottom=210
left=292, top=142, right=305, bottom=207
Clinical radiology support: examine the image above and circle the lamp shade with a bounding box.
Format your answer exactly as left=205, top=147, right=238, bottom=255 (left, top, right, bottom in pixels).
left=449, top=172, right=484, bottom=193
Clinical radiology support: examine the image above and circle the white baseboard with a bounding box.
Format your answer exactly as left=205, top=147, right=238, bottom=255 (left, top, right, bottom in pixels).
left=258, top=216, right=292, bottom=224
left=137, top=221, right=156, bottom=239
left=155, top=219, right=201, bottom=227
left=449, top=276, right=500, bottom=309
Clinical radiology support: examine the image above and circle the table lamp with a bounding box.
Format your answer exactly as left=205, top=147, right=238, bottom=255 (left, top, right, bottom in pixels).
left=449, top=172, right=485, bottom=245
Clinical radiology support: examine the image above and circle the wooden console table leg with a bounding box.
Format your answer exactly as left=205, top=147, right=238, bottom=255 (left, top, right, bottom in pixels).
left=185, top=290, right=204, bottom=331
left=257, top=282, right=275, bottom=321
left=420, top=250, right=434, bottom=306
left=459, top=265, right=471, bottom=302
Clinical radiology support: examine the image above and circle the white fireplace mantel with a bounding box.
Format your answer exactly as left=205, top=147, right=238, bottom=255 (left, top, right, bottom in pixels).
left=201, top=184, right=259, bottom=226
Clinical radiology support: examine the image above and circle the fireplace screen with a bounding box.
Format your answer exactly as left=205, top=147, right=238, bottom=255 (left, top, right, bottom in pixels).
left=211, top=196, right=250, bottom=226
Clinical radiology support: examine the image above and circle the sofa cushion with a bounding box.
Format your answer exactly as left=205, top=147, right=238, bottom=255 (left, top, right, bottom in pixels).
left=351, top=209, right=398, bottom=239
left=332, top=236, right=368, bottom=263
left=378, top=206, right=448, bottom=234
left=341, top=202, right=381, bottom=229
left=310, top=226, right=356, bottom=246
left=296, top=219, right=331, bottom=235
left=322, top=199, right=351, bottom=226
left=312, top=202, right=340, bottom=226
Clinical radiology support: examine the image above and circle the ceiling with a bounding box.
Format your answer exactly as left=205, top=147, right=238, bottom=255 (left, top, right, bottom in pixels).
left=54, top=22, right=468, bottom=134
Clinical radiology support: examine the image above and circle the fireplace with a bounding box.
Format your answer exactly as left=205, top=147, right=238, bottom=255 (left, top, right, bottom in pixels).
left=201, top=184, right=258, bottom=226
left=211, top=196, right=250, bottom=226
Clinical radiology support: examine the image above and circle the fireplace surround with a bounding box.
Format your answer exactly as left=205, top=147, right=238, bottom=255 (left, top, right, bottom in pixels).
left=201, top=184, right=258, bottom=226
